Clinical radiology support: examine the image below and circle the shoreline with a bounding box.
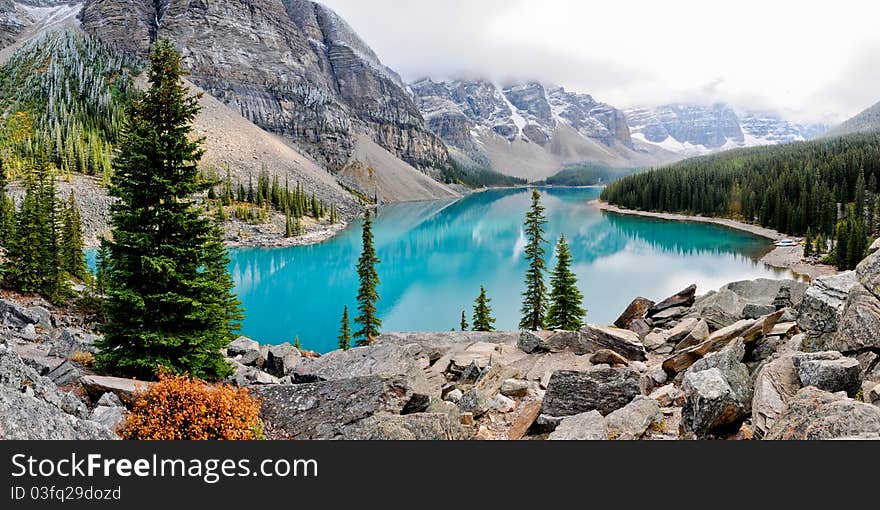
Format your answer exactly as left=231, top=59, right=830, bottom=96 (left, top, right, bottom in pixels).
left=592, top=200, right=839, bottom=280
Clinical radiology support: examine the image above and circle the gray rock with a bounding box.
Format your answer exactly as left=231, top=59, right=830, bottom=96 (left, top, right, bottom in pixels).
left=228, top=361, right=280, bottom=386
left=643, top=332, right=667, bottom=351
left=673, top=319, right=710, bottom=351
left=687, top=338, right=752, bottom=412
left=648, top=384, right=683, bottom=407
left=49, top=328, right=101, bottom=358
left=27, top=306, right=52, bottom=329
left=605, top=395, right=663, bottom=440
left=227, top=336, right=260, bottom=357
left=691, top=279, right=808, bottom=329
left=548, top=411, right=608, bottom=440
left=264, top=343, right=302, bottom=378
left=96, top=392, right=123, bottom=408
left=650, top=306, right=690, bottom=324
left=826, top=284, right=880, bottom=353
left=89, top=394, right=127, bottom=432
left=299, top=341, right=439, bottom=398
left=0, top=299, right=40, bottom=329
left=342, top=412, right=465, bottom=440
left=743, top=303, right=776, bottom=319
left=47, top=361, right=82, bottom=386
left=542, top=367, right=642, bottom=417
left=0, top=345, right=115, bottom=440
left=765, top=387, right=880, bottom=440
left=793, top=353, right=861, bottom=396
left=20, top=324, right=36, bottom=341
left=681, top=368, right=746, bottom=438
left=857, top=247, right=880, bottom=297
left=589, top=349, right=630, bottom=366
left=580, top=325, right=647, bottom=361
left=518, top=330, right=548, bottom=354
left=490, top=394, right=516, bottom=413
left=500, top=379, right=530, bottom=398
left=533, top=414, right=565, bottom=434
left=627, top=319, right=653, bottom=340
left=444, top=388, right=463, bottom=403
left=458, top=388, right=490, bottom=418
left=253, top=375, right=416, bottom=440
left=80, top=375, right=152, bottom=405
left=797, top=272, right=859, bottom=339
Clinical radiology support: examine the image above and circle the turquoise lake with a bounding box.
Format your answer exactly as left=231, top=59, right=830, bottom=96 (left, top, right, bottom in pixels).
left=224, top=187, right=790, bottom=353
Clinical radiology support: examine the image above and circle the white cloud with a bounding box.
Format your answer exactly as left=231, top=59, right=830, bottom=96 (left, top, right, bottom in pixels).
left=320, top=0, right=880, bottom=123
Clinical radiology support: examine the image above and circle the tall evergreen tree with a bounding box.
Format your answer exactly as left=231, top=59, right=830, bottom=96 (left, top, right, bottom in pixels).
left=95, top=39, right=243, bottom=381
left=60, top=191, right=88, bottom=280
left=354, top=209, right=381, bottom=345
left=546, top=235, right=586, bottom=330
left=460, top=310, right=468, bottom=331
left=338, top=305, right=352, bottom=351
left=472, top=286, right=495, bottom=332
left=519, top=189, right=548, bottom=331
left=0, top=160, right=15, bottom=248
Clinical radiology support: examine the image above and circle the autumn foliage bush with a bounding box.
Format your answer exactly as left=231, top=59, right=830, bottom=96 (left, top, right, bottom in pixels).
left=119, top=371, right=264, bottom=440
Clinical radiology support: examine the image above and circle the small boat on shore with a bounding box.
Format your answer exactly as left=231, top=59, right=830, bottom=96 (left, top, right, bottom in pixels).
left=774, top=239, right=800, bottom=247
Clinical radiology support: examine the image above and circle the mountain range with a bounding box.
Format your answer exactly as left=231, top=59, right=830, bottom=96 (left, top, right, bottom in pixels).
left=0, top=0, right=859, bottom=197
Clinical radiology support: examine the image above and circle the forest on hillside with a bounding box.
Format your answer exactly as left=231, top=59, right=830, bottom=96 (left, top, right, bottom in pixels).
left=601, top=133, right=880, bottom=269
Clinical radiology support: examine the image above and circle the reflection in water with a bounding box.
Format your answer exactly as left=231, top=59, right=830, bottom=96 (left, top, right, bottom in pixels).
left=226, top=187, right=792, bottom=352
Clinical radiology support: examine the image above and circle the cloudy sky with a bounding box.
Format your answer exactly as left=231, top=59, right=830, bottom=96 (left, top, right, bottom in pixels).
left=321, top=0, right=880, bottom=124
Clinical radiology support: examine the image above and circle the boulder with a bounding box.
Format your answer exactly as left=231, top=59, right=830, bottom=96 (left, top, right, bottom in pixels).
left=605, top=395, right=663, bottom=440
left=27, top=306, right=52, bottom=329
left=666, top=318, right=699, bottom=344
left=80, top=376, right=153, bottom=405
left=227, top=336, right=260, bottom=357
left=687, top=339, right=752, bottom=411
left=580, top=325, right=647, bottom=361
left=47, top=361, right=82, bottom=386
left=458, top=388, right=490, bottom=418
left=648, top=384, right=683, bottom=407
left=263, top=343, right=302, bottom=378
left=541, top=367, right=642, bottom=417
left=342, top=412, right=464, bottom=440
left=508, top=401, right=542, bottom=440
left=547, top=411, right=608, bottom=440
left=628, top=318, right=653, bottom=340
left=869, top=238, right=880, bottom=255
left=647, top=285, right=697, bottom=318
left=793, top=352, right=861, bottom=396
left=0, top=345, right=115, bottom=440
left=672, top=319, right=710, bottom=352
left=753, top=353, right=802, bottom=437
left=89, top=393, right=127, bottom=432
left=856, top=247, right=880, bottom=297
left=865, top=383, right=880, bottom=407
left=444, top=388, right=463, bottom=403
left=49, top=328, right=100, bottom=358
left=614, top=297, right=655, bottom=329
left=650, top=306, right=689, bottom=325
left=826, top=284, right=880, bottom=353
left=518, top=330, right=551, bottom=354
left=643, top=331, right=667, bottom=351
left=491, top=394, right=516, bottom=413
left=254, top=375, right=417, bottom=440
left=589, top=349, right=629, bottom=366
left=690, top=279, right=807, bottom=329
left=681, top=368, right=747, bottom=439
left=662, top=318, right=758, bottom=377
left=797, top=272, right=860, bottom=339
left=743, top=303, right=776, bottom=320
left=0, top=299, right=40, bottom=329
left=299, top=342, right=438, bottom=398
left=765, top=387, right=880, bottom=440
left=500, top=379, right=530, bottom=398
left=228, top=361, right=280, bottom=386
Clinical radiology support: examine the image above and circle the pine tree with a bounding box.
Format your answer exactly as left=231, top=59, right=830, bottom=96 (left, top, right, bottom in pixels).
left=338, top=305, right=352, bottom=351
left=60, top=191, right=88, bottom=280
left=460, top=310, right=468, bottom=331
left=519, top=189, right=548, bottom=331
left=95, top=39, right=243, bottom=381
left=804, top=227, right=813, bottom=258
left=472, top=286, right=495, bottom=332
left=546, top=235, right=586, bottom=330
left=0, top=160, right=15, bottom=248
left=354, top=209, right=381, bottom=345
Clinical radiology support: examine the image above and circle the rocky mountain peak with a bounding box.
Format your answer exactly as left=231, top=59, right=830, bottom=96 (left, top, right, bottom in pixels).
left=80, top=0, right=448, bottom=174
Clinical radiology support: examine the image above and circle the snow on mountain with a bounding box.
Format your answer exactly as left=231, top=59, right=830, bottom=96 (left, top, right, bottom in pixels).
left=626, top=104, right=829, bottom=157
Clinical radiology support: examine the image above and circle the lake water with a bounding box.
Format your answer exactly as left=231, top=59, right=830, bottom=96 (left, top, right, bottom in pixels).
left=225, top=187, right=790, bottom=352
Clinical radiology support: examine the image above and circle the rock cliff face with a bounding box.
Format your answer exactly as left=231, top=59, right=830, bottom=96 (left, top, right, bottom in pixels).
left=80, top=0, right=449, bottom=174
left=626, top=104, right=828, bottom=157
left=0, top=0, right=24, bottom=47
left=410, top=78, right=661, bottom=180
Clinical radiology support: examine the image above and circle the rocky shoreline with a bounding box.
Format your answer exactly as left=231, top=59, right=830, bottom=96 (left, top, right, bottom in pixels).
left=593, top=200, right=839, bottom=280
left=3, top=244, right=880, bottom=440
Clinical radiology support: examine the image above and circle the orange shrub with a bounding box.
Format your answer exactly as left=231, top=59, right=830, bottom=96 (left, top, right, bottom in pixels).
left=120, top=371, right=264, bottom=440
